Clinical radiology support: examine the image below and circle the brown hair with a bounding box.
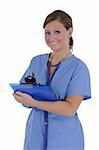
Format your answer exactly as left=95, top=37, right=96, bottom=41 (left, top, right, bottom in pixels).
left=43, top=10, right=73, bottom=49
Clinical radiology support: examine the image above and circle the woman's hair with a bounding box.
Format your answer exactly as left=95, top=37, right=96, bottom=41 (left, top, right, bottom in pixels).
left=43, top=10, right=73, bottom=49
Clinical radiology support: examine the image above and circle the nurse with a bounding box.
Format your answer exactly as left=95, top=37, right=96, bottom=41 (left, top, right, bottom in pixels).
left=13, top=10, right=91, bottom=150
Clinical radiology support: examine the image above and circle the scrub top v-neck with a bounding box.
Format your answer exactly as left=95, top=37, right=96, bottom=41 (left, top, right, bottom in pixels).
left=20, top=53, right=91, bottom=150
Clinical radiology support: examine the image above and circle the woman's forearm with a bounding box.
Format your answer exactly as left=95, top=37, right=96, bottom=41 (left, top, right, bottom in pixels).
left=13, top=92, right=82, bottom=116
left=32, top=100, right=75, bottom=116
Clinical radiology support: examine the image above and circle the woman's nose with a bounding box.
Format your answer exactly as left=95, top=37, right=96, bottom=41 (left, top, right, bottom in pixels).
left=49, top=32, right=56, bottom=40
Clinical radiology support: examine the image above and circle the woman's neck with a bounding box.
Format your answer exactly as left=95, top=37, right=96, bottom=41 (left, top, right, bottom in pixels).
left=50, top=50, right=72, bottom=65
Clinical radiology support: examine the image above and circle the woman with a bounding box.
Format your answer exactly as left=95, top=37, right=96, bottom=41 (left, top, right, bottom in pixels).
left=13, top=10, right=91, bottom=150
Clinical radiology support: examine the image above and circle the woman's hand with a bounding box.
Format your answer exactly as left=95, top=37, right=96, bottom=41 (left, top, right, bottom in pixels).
left=13, top=91, right=35, bottom=107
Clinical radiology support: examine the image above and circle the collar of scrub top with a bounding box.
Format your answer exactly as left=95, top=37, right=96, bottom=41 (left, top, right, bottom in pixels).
left=47, top=52, right=61, bottom=67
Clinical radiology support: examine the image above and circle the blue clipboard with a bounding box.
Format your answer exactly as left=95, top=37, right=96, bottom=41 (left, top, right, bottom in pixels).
left=9, top=83, right=57, bottom=101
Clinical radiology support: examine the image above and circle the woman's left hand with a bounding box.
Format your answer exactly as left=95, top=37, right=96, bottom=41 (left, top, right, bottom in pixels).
left=13, top=91, right=35, bottom=107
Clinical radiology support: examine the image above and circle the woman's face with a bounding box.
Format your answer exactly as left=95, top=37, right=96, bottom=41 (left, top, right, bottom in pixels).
left=44, top=20, right=72, bottom=52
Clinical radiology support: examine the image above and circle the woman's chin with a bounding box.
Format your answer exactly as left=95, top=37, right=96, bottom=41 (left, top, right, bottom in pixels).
left=50, top=47, right=60, bottom=52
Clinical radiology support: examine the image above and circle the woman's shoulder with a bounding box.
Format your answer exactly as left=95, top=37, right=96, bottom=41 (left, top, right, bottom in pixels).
left=72, top=55, right=90, bottom=72
left=31, top=53, right=49, bottom=61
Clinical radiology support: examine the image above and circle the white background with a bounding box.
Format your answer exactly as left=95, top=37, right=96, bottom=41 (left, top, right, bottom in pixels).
left=0, top=0, right=98, bottom=149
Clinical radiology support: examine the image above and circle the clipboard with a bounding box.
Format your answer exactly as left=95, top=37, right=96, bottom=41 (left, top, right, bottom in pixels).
left=9, top=83, right=57, bottom=101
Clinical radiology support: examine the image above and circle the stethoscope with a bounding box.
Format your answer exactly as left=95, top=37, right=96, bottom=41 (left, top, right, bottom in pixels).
left=21, top=73, right=37, bottom=85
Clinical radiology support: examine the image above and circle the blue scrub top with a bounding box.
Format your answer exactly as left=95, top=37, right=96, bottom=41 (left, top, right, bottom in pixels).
left=20, top=53, right=91, bottom=150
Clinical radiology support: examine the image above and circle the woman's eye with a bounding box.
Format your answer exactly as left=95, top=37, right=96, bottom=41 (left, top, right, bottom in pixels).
left=55, top=31, right=61, bottom=34
left=45, top=32, right=50, bottom=35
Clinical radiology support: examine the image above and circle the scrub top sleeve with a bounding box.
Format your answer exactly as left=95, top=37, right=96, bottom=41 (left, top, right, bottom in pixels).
left=19, top=57, right=36, bottom=108
left=66, top=62, right=91, bottom=100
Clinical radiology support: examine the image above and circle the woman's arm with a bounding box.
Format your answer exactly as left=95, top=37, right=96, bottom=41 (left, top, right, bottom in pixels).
left=32, top=96, right=83, bottom=116
left=13, top=92, right=83, bottom=116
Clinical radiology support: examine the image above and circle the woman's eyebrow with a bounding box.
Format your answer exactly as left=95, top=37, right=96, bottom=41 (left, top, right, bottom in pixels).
left=45, top=28, right=61, bottom=31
